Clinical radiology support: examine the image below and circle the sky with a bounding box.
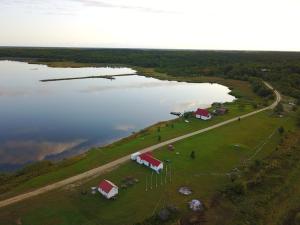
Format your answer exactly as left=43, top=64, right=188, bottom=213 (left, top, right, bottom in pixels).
left=0, top=0, right=300, bottom=51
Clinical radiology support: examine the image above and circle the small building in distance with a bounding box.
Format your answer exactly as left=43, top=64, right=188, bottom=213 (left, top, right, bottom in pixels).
left=98, top=179, right=119, bottom=199
left=131, top=152, right=163, bottom=173
left=194, top=108, right=212, bottom=120
left=213, top=107, right=228, bottom=115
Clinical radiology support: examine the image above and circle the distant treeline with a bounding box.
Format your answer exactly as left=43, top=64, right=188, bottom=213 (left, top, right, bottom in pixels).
left=1, top=47, right=300, bottom=101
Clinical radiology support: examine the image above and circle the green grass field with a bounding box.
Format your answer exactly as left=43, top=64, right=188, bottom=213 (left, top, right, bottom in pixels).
left=0, top=109, right=296, bottom=225
left=0, top=62, right=287, bottom=225
left=0, top=77, right=263, bottom=200
left=205, top=128, right=300, bottom=225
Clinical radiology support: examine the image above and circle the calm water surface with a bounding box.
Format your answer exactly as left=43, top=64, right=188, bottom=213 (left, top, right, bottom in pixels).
left=0, top=60, right=235, bottom=170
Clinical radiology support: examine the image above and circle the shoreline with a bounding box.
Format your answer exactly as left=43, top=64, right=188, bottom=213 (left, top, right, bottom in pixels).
left=0, top=58, right=257, bottom=173
left=0, top=81, right=280, bottom=208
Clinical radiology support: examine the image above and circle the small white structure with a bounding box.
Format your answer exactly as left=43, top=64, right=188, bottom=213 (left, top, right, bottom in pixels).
left=131, top=152, right=141, bottom=160
left=98, top=179, right=118, bottom=199
left=132, top=152, right=163, bottom=173
left=194, top=108, right=212, bottom=120
left=91, top=186, right=97, bottom=195
left=189, top=199, right=204, bottom=211
left=178, top=186, right=192, bottom=195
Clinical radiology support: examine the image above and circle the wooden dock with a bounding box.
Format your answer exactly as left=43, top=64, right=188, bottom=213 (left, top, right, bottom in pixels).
left=40, top=73, right=136, bottom=82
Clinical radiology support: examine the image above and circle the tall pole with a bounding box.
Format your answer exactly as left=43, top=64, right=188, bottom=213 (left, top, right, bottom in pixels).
left=151, top=172, right=153, bottom=189
left=165, top=165, right=168, bottom=184
left=169, top=166, right=171, bottom=183
left=156, top=173, right=158, bottom=188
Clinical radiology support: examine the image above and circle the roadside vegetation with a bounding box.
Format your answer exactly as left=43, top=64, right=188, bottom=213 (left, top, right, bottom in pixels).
left=0, top=108, right=297, bottom=225
left=206, top=129, right=300, bottom=225
left=0, top=57, right=269, bottom=199
left=0, top=48, right=299, bottom=225
left=0, top=94, right=259, bottom=200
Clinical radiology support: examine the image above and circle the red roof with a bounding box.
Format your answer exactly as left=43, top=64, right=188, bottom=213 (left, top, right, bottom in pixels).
left=98, top=180, right=116, bottom=193
left=195, top=108, right=210, bottom=117
left=140, top=153, right=162, bottom=167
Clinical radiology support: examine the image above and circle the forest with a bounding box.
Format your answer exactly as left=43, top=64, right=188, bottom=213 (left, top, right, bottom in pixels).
left=0, top=47, right=300, bottom=101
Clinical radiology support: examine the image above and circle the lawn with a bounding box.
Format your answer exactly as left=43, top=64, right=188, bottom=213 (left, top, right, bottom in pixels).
left=0, top=82, right=262, bottom=200
left=0, top=110, right=296, bottom=225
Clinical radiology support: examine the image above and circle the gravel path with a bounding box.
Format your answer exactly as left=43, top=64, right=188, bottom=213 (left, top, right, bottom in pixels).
left=0, top=82, right=280, bottom=208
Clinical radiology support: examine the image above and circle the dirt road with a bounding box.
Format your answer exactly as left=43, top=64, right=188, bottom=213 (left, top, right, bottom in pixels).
left=0, top=82, right=280, bottom=208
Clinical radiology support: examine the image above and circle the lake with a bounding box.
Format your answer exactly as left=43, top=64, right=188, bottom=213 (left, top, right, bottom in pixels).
left=0, top=60, right=235, bottom=171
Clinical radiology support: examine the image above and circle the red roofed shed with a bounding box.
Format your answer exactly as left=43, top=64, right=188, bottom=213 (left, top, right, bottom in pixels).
left=194, top=108, right=212, bottom=120
left=98, top=179, right=118, bottom=199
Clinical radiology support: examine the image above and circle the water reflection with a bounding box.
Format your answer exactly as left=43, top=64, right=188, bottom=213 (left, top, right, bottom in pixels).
left=0, top=60, right=235, bottom=170
left=0, top=139, right=86, bottom=165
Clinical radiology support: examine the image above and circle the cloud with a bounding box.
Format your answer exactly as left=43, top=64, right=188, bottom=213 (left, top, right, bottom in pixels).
left=114, top=124, right=135, bottom=132
left=0, top=139, right=86, bottom=164
left=0, top=0, right=173, bottom=15
left=0, top=89, right=29, bottom=97
left=80, top=80, right=189, bottom=93
left=69, top=0, right=173, bottom=13
left=0, top=86, right=50, bottom=97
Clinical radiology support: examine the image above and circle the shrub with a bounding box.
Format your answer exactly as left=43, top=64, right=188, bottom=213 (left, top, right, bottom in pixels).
left=190, top=151, right=196, bottom=159
left=278, top=126, right=285, bottom=134
left=225, top=181, right=247, bottom=196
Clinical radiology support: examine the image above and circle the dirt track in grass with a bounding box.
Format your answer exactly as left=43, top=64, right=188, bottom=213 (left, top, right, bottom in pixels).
left=0, top=82, right=281, bottom=209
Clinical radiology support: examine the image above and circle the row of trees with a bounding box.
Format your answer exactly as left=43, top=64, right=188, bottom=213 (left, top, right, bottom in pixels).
left=250, top=78, right=273, bottom=98
left=1, top=47, right=300, bottom=101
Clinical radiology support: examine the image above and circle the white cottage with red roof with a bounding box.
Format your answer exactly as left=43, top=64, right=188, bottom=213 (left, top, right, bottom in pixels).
left=194, top=108, right=212, bottom=120
left=98, top=179, right=118, bottom=199
left=132, top=152, right=163, bottom=173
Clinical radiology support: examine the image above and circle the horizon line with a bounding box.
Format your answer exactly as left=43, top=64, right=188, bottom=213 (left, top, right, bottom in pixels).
left=0, top=45, right=300, bottom=53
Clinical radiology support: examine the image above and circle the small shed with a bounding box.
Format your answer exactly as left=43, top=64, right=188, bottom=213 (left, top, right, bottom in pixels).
left=98, top=179, right=118, bottom=199
left=213, top=107, right=228, bottom=115
left=194, top=108, right=212, bottom=120
left=136, top=152, right=163, bottom=173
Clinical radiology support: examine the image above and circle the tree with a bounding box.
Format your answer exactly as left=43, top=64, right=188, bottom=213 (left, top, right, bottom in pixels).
left=278, top=126, right=285, bottom=134
left=190, top=151, right=196, bottom=159
left=157, top=135, right=161, bottom=142
left=229, top=181, right=247, bottom=195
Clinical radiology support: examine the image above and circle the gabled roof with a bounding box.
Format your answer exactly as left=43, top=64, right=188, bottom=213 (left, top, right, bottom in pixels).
left=139, top=153, right=162, bottom=167
left=98, top=180, right=117, bottom=193
left=195, top=108, right=210, bottom=117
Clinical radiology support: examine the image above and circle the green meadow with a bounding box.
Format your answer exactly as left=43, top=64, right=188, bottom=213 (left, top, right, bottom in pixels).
left=0, top=76, right=263, bottom=200
left=0, top=109, right=296, bottom=225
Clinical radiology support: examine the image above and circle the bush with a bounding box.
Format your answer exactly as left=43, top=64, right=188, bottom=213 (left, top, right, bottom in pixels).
left=225, top=181, right=247, bottom=196
left=278, top=126, right=285, bottom=134
left=190, top=151, right=196, bottom=159
left=250, top=78, right=273, bottom=98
